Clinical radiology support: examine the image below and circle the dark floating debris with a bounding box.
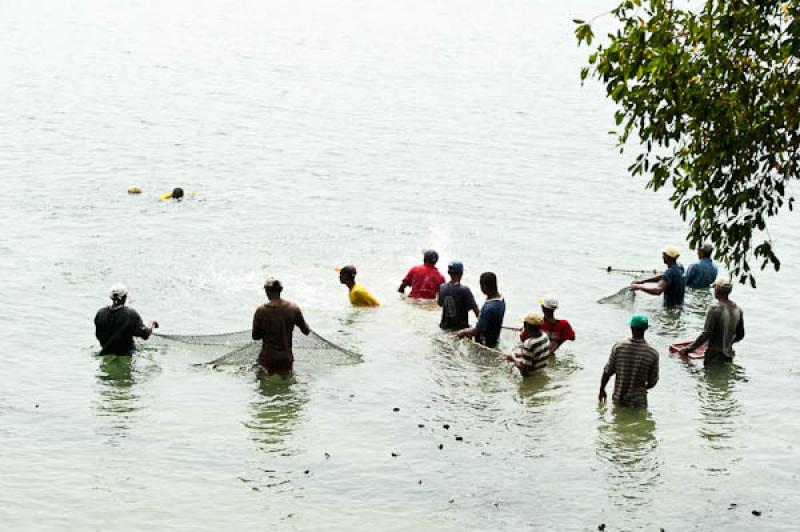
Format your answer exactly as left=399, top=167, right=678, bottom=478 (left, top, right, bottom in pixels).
left=455, top=436, right=463, bottom=441
left=418, top=423, right=425, bottom=428
left=393, top=407, right=400, bottom=412
left=324, top=453, right=330, bottom=459
left=438, top=444, right=444, bottom=450
left=418, top=480, right=423, bottom=485
left=391, top=452, right=399, bottom=457
left=304, top=470, right=310, bottom=475
left=598, top=525, right=606, bottom=531
left=443, top=424, right=450, bottom=430
left=448, top=498, right=454, bottom=504
left=752, top=510, right=762, bottom=517
left=35, top=404, right=39, bottom=408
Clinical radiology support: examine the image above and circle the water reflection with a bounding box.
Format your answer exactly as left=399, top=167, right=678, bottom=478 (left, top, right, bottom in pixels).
left=596, top=406, right=661, bottom=512
left=246, top=375, right=308, bottom=456
left=682, top=360, right=746, bottom=450
left=93, top=354, right=156, bottom=443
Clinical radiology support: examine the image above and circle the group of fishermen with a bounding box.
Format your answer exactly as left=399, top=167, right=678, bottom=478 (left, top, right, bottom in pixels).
left=94, top=244, right=745, bottom=410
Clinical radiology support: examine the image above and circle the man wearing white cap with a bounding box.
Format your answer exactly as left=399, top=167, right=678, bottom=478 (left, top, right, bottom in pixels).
left=679, top=275, right=745, bottom=365
left=630, top=245, right=685, bottom=306
left=519, top=295, right=576, bottom=355
left=252, top=277, right=311, bottom=377
left=94, top=284, right=158, bottom=355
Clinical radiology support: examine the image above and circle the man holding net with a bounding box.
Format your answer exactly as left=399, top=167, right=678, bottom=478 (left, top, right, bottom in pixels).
left=252, top=278, right=311, bottom=377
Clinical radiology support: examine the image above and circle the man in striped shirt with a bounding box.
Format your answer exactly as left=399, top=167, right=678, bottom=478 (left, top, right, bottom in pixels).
left=599, top=314, right=659, bottom=408
left=507, top=311, right=550, bottom=377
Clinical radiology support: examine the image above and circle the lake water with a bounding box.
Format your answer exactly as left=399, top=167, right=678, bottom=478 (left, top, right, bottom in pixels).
left=1, top=0, right=799, bottom=530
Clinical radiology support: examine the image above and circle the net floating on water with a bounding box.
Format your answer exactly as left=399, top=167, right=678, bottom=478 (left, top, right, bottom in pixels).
left=597, top=287, right=636, bottom=305
left=154, top=329, right=362, bottom=367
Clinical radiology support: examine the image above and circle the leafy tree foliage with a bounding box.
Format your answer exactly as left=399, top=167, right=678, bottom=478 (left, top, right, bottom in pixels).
left=575, top=0, right=799, bottom=286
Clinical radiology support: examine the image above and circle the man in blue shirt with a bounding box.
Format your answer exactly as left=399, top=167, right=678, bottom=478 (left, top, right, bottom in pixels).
left=630, top=246, right=685, bottom=306
left=438, top=261, right=480, bottom=330
left=457, top=272, right=505, bottom=347
left=684, top=243, right=718, bottom=289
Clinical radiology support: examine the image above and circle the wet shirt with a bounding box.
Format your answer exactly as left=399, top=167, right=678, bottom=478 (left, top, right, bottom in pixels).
left=403, top=264, right=445, bottom=299
left=349, top=283, right=380, bottom=307
left=684, top=257, right=718, bottom=289
left=515, top=333, right=550, bottom=375
left=541, top=319, right=576, bottom=346
left=252, top=300, right=309, bottom=368
left=605, top=338, right=659, bottom=408
left=700, top=302, right=745, bottom=358
left=94, top=305, right=151, bottom=355
left=476, top=298, right=505, bottom=348
left=662, top=263, right=685, bottom=306
left=438, top=282, right=477, bottom=330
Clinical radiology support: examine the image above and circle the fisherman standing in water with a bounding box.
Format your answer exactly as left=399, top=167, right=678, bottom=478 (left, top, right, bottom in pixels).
left=457, top=272, right=505, bottom=348
left=683, top=243, right=718, bottom=289
left=252, top=278, right=311, bottom=377
left=338, top=265, right=380, bottom=307
left=679, top=276, right=745, bottom=365
left=630, top=245, right=685, bottom=306
left=437, top=261, right=479, bottom=331
left=398, top=249, right=446, bottom=299
left=94, top=284, right=158, bottom=355
left=599, top=315, right=659, bottom=408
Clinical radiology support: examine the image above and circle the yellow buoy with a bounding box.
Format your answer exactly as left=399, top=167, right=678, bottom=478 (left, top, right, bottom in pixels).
left=128, top=186, right=142, bottom=194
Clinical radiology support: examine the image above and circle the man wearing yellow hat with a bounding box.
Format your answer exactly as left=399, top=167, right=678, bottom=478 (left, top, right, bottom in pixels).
left=506, top=311, right=550, bottom=377
left=630, top=245, right=685, bottom=306
left=679, top=275, right=745, bottom=365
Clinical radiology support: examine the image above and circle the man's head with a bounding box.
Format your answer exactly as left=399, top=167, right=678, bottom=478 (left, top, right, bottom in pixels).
left=662, top=245, right=680, bottom=265
left=172, top=187, right=185, bottom=199
left=629, top=314, right=649, bottom=339
left=540, top=295, right=558, bottom=318
left=698, top=243, right=713, bottom=259
left=264, top=277, right=283, bottom=299
left=522, top=310, right=543, bottom=336
left=447, top=260, right=464, bottom=282
left=479, top=271, right=498, bottom=296
left=713, top=275, right=733, bottom=299
left=337, top=265, right=357, bottom=286
left=423, top=249, right=439, bottom=266
left=109, top=284, right=128, bottom=306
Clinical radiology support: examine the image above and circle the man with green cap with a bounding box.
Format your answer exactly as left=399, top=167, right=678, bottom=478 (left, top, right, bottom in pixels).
left=679, top=275, right=745, bottom=365
left=599, top=314, right=660, bottom=408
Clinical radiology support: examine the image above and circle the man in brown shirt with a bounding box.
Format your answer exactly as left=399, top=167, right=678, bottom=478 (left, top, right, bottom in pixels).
left=599, top=314, right=659, bottom=408
left=252, top=278, right=311, bottom=377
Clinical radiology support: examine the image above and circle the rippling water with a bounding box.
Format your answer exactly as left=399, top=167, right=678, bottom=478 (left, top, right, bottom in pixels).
left=2, top=0, right=799, bottom=530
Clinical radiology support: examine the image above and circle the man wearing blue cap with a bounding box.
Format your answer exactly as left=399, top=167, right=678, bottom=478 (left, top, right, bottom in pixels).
left=437, top=261, right=479, bottom=330
left=599, top=314, right=659, bottom=408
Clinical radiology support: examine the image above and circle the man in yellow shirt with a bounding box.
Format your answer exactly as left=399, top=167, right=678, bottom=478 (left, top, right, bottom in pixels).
left=337, top=265, right=380, bottom=307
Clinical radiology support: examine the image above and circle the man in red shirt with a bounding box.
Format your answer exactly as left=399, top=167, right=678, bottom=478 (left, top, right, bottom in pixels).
left=520, top=295, right=575, bottom=354
left=398, top=250, right=446, bottom=299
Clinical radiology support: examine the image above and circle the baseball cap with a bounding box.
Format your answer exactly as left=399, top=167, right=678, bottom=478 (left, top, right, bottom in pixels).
left=448, top=261, right=464, bottom=274
left=336, top=265, right=357, bottom=276
left=109, top=284, right=128, bottom=300
left=522, top=311, right=543, bottom=326
left=423, top=249, right=439, bottom=264
left=264, top=277, right=283, bottom=290
left=712, top=275, right=733, bottom=288
left=628, top=314, right=649, bottom=329
left=538, top=295, right=559, bottom=310
left=662, top=245, right=680, bottom=258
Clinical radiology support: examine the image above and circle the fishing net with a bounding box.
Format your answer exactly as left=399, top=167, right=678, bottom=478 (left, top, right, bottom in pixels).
left=154, top=330, right=362, bottom=367
left=597, top=286, right=636, bottom=305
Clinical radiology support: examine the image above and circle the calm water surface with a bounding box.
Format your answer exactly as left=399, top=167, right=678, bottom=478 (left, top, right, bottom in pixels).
left=1, top=0, right=799, bottom=530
